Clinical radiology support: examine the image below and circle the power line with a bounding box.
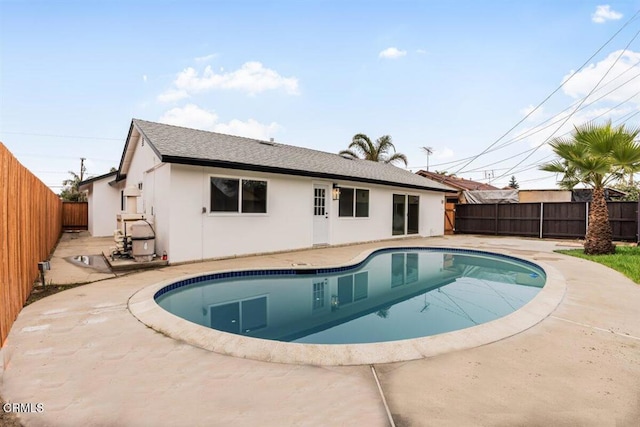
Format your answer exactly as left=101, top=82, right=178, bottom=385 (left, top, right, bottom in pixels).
left=12, top=153, right=118, bottom=162
left=490, top=26, right=640, bottom=184
left=1, top=131, right=122, bottom=141
left=462, top=90, right=640, bottom=174
left=452, top=8, right=640, bottom=175
left=422, top=69, right=640, bottom=172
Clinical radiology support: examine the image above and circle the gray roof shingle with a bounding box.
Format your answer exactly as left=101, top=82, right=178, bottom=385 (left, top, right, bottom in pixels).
left=131, top=119, right=454, bottom=192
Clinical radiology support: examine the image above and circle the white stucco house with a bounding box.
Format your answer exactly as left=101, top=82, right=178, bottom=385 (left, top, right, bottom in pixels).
left=79, top=119, right=455, bottom=264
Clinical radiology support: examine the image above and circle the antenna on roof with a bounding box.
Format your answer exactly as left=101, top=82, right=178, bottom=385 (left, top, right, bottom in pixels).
left=421, top=147, right=433, bottom=171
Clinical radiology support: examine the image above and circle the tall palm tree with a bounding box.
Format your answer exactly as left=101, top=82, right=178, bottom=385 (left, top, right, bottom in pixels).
left=339, top=134, right=408, bottom=166
left=540, top=121, right=640, bottom=255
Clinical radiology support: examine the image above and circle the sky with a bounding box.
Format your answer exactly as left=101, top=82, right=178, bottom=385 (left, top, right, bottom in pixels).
left=2, top=0, right=640, bottom=191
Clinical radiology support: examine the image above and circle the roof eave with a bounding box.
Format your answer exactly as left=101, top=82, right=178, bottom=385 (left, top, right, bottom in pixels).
left=162, top=155, right=452, bottom=193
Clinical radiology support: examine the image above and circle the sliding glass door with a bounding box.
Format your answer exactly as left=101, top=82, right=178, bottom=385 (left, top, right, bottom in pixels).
left=392, top=194, right=420, bottom=235
left=407, top=195, right=419, bottom=234
left=392, top=194, right=405, bottom=235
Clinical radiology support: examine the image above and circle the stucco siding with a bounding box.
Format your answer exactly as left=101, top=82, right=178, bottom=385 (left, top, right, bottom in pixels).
left=143, top=163, right=171, bottom=259
left=87, top=177, right=120, bottom=236
left=125, top=135, right=160, bottom=213
left=421, top=192, right=445, bottom=236
left=161, top=165, right=446, bottom=263
left=167, top=165, right=312, bottom=262
left=331, top=183, right=444, bottom=245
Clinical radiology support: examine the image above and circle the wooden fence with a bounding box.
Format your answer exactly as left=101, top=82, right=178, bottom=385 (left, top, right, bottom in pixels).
left=455, top=202, right=639, bottom=242
left=62, top=202, right=88, bottom=230
left=1, top=143, right=62, bottom=346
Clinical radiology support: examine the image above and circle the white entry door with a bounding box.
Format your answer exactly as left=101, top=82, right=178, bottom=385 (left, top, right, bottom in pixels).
left=313, top=185, right=329, bottom=245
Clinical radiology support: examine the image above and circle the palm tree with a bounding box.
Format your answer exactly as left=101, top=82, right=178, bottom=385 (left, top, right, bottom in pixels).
left=540, top=121, right=640, bottom=255
left=60, top=170, right=87, bottom=202
left=339, top=134, right=408, bottom=166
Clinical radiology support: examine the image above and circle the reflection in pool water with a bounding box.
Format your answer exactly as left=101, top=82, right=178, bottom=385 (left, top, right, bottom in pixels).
left=156, top=250, right=545, bottom=344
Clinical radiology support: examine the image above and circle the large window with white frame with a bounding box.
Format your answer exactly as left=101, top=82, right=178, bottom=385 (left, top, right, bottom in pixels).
left=210, top=177, right=267, bottom=213
left=338, top=187, right=369, bottom=217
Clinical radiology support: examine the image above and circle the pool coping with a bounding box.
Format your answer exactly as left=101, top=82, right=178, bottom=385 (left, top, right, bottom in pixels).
left=128, top=246, right=567, bottom=366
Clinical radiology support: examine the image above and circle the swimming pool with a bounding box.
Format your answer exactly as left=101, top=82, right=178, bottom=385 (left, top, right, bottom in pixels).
left=154, top=248, right=546, bottom=345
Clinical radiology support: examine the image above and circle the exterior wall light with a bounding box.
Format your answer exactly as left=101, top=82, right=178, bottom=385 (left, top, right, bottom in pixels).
left=332, top=183, right=341, bottom=200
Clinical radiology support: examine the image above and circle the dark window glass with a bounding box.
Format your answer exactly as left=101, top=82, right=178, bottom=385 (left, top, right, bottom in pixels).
left=392, top=194, right=405, bottom=235
left=407, top=195, right=419, bottom=234
left=242, top=180, right=267, bottom=213
left=211, top=178, right=239, bottom=212
left=355, top=189, right=369, bottom=217
left=339, top=188, right=354, bottom=217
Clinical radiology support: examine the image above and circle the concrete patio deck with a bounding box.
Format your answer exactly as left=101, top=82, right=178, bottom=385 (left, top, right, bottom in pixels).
left=1, top=234, right=639, bottom=426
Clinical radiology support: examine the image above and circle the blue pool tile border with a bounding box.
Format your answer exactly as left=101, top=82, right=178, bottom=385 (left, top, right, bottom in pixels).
left=153, top=247, right=546, bottom=300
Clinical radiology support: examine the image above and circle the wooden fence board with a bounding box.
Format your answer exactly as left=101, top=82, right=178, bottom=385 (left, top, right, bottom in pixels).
left=62, top=202, right=88, bottom=230
left=0, top=143, right=62, bottom=346
left=456, top=201, right=638, bottom=242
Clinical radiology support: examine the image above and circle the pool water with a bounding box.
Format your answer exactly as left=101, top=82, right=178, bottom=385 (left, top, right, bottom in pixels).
left=155, top=249, right=545, bottom=345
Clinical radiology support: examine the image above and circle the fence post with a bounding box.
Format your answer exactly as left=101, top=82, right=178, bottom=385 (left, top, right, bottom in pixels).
left=539, top=202, right=544, bottom=239
left=495, top=203, right=499, bottom=235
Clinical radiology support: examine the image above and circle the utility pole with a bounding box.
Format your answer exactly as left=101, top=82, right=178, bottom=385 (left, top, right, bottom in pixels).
left=80, top=157, right=86, bottom=181
left=421, top=147, right=433, bottom=171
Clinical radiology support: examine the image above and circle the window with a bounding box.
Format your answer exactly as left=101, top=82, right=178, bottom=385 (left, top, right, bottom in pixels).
left=355, top=189, right=369, bottom=217
left=339, top=188, right=354, bottom=216
left=339, top=187, right=369, bottom=217
left=314, top=187, right=326, bottom=216
left=242, top=180, right=267, bottom=213
left=210, top=177, right=267, bottom=213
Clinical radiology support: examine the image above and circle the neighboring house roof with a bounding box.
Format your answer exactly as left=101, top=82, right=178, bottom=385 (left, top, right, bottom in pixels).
left=120, top=119, right=455, bottom=192
left=416, top=170, right=500, bottom=191
left=78, top=170, right=117, bottom=190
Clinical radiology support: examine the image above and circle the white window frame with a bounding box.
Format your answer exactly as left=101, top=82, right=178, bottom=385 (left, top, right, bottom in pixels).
left=338, top=187, right=370, bottom=219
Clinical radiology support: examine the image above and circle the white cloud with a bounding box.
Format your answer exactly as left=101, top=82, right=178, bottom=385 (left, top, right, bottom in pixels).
left=214, top=119, right=282, bottom=140
left=157, top=88, right=189, bottom=103
left=561, top=50, right=640, bottom=103
left=379, top=47, right=407, bottom=59
left=194, top=53, right=217, bottom=63
left=433, top=147, right=454, bottom=160
left=160, top=104, right=219, bottom=130
left=520, top=105, right=545, bottom=121
left=158, top=104, right=281, bottom=140
left=143, top=75, right=147, bottom=82
left=158, top=62, right=299, bottom=101
left=592, top=5, right=623, bottom=23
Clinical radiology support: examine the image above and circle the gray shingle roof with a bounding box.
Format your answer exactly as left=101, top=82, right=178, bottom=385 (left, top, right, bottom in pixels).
left=131, top=119, right=455, bottom=192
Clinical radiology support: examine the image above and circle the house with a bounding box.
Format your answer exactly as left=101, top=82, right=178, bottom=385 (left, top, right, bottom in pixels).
left=80, top=119, right=455, bottom=263
left=78, top=170, right=119, bottom=237
left=415, top=170, right=500, bottom=204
